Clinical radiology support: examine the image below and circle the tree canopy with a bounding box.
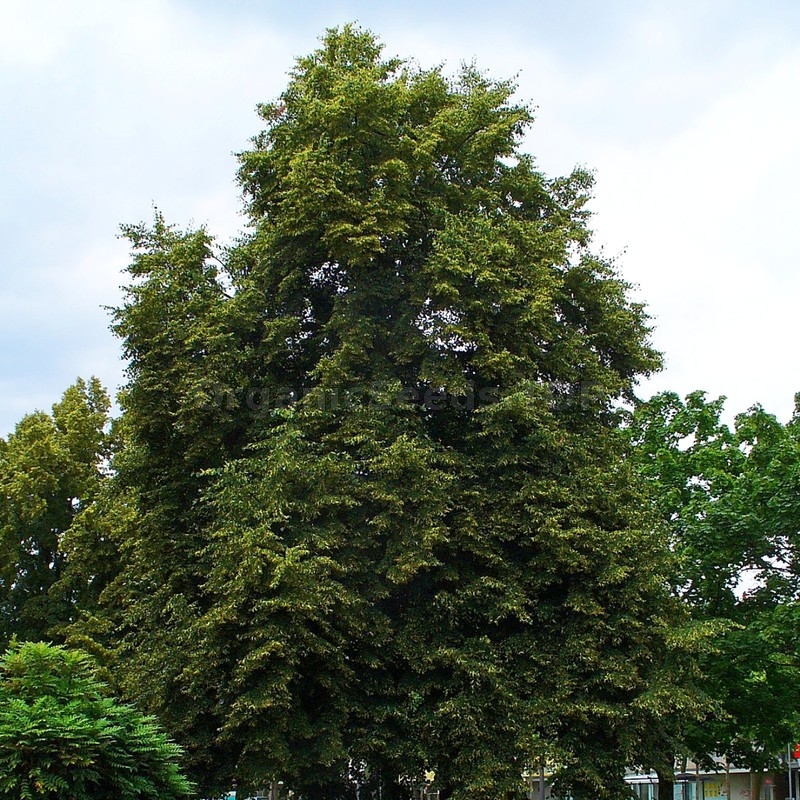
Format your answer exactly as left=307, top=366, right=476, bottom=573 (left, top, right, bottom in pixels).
left=5, top=21, right=800, bottom=800
left=628, top=390, right=800, bottom=785
left=0, top=378, right=111, bottom=649
left=99, top=24, right=682, bottom=800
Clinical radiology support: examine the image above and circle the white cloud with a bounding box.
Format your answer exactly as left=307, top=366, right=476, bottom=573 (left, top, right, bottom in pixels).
left=0, top=0, right=96, bottom=67
left=0, top=0, right=300, bottom=433
left=588, top=50, right=800, bottom=419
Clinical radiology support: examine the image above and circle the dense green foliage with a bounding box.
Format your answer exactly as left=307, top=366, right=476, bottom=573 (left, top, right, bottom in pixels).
left=100, top=25, right=681, bottom=800
left=0, top=379, right=111, bottom=648
left=8, top=24, right=796, bottom=800
left=0, top=640, right=191, bottom=800
left=629, top=391, right=800, bottom=778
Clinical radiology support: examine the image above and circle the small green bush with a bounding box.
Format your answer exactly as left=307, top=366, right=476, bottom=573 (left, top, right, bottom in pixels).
left=0, top=640, right=192, bottom=800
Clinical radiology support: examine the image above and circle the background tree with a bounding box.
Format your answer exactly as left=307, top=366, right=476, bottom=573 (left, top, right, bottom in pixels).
left=0, top=378, right=110, bottom=648
left=629, top=391, right=800, bottom=795
left=0, top=640, right=191, bottom=800
left=105, top=25, right=684, bottom=800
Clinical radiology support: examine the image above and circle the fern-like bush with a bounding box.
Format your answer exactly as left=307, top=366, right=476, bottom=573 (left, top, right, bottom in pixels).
left=0, top=641, right=193, bottom=799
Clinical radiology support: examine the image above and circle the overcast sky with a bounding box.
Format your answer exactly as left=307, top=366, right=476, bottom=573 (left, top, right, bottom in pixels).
left=1, top=0, right=799, bottom=436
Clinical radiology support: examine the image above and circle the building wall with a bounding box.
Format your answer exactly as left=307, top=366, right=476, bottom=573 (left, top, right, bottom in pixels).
left=627, top=770, right=789, bottom=800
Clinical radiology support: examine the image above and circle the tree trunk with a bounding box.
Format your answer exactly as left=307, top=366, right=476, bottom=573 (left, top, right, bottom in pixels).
left=657, top=769, right=675, bottom=800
